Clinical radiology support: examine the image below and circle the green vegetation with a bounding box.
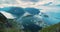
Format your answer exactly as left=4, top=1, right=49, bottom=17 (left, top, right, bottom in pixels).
left=40, top=23, right=60, bottom=32
left=3, top=22, right=60, bottom=32
left=0, top=19, right=60, bottom=32
left=8, top=19, right=18, bottom=28
left=0, top=19, right=20, bottom=32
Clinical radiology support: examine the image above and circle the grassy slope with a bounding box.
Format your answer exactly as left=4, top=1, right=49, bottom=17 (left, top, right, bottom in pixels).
left=0, top=19, right=60, bottom=32
left=40, top=23, right=60, bottom=32
left=4, top=23, right=60, bottom=32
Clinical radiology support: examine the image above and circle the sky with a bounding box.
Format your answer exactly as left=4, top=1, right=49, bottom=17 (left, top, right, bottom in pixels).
left=0, top=0, right=60, bottom=12
left=1, top=0, right=59, bottom=16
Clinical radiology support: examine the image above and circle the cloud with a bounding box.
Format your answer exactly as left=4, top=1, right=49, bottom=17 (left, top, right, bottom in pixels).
left=31, top=0, right=60, bottom=6
left=43, top=2, right=52, bottom=6
left=41, top=0, right=60, bottom=6
left=21, top=0, right=40, bottom=2
left=0, top=0, right=60, bottom=7
left=0, top=0, right=18, bottom=4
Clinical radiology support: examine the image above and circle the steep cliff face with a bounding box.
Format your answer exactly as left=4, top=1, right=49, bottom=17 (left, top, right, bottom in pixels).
left=0, top=12, right=8, bottom=32
left=0, top=12, right=7, bottom=23
left=0, top=12, right=13, bottom=28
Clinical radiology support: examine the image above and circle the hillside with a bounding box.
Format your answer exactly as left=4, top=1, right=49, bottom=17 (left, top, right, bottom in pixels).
left=40, top=23, right=60, bottom=32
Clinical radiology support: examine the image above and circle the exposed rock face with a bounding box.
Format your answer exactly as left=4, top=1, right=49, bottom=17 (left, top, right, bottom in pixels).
left=0, top=12, right=12, bottom=29
left=0, top=12, right=7, bottom=32
left=0, top=12, right=7, bottom=23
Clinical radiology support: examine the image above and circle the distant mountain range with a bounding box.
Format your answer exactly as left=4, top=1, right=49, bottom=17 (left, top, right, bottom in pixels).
left=0, top=7, right=40, bottom=18
left=0, top=7, right=48, bottom=28
left=0, top=6, right=60, bottom=26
